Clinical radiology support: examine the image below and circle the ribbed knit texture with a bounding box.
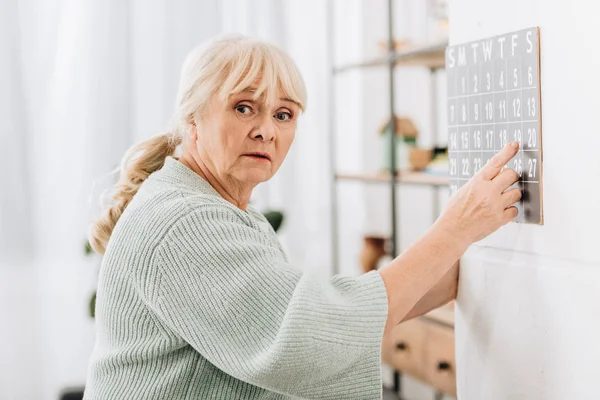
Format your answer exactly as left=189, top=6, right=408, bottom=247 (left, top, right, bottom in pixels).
left=83, top=156, right=389, bottom=399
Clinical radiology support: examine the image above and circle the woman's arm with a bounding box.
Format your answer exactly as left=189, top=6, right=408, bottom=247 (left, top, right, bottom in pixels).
left=379, top=220, right=466, bottom=334
left=399, top=259, right=458, bottom=324
left=379, top=142, right=521, bottom=334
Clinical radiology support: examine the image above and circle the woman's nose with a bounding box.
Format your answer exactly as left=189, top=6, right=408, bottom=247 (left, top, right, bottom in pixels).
left=252, top=119, right=276, bottom=142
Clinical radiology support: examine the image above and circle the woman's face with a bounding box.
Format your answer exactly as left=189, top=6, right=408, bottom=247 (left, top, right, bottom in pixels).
left=192, top=87, right=299, bottom=185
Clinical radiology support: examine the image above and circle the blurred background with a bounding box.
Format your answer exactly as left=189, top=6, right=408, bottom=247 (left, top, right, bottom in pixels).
left=1, top=0, right=454, bottom=399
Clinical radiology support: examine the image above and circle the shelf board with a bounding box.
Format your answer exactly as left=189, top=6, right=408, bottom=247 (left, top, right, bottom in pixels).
left=333, top=41, right=447, bottom=74
left=336, top=171, right=449, bottom=187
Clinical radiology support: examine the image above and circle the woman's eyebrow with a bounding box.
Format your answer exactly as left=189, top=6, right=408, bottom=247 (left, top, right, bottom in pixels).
left=236, top=89, right=298, bottom=106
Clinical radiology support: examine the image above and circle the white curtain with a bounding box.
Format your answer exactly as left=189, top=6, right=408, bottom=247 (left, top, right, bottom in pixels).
left=0, top=0, right=221, bottom=268
left=0, top=0, right=35, bottom=266
left=0, top=1, right=220, bottom=399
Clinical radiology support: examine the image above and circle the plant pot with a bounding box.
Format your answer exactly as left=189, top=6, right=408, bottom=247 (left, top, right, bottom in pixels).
left=380, top=131, right=416, bottom=172
left=409, top=148, right=433, bottom=171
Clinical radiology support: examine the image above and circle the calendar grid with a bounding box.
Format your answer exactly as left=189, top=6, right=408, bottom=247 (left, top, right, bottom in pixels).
left=447, top=26, right=543, bottom=223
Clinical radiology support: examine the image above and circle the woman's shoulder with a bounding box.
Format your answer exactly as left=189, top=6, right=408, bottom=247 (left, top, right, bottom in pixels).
left=125, top=177, right=261, bottom=239
left=125, top=180, right=234, bottom=230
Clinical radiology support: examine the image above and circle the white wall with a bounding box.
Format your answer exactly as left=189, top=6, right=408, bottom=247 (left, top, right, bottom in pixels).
left=449, top=0, right=600, bottom=399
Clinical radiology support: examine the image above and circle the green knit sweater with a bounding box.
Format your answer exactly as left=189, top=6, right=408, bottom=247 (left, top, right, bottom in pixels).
left=83, top=157, right=389, bottom=399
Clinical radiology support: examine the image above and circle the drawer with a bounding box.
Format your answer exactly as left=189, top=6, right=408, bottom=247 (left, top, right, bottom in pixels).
left=382, top=318, right=428, bottom=382
left=421, top=320, right=456, bottom=396
left=381, top=318, right=456, bottom=396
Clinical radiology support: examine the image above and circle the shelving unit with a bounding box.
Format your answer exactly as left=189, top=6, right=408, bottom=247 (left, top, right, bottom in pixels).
left=328, top=3, right=448, bottom=273
left=327, top=1, right=452, bottom=399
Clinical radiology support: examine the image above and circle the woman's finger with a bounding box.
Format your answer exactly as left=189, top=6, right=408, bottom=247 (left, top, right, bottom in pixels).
left=501, top=187, right=522, bottom=208
left=477, top=142, right=520, bottom=181
left=503, top=205, right=519, bottom=223
left=493, top=168, right=520, bottom=192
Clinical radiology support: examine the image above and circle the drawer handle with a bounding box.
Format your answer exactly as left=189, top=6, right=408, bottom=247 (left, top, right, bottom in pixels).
left=395, top=342, right=407, bottom=351
left=437, top=361, right=451, bottom=371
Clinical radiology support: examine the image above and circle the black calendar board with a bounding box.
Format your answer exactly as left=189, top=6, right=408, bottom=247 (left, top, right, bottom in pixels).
left=446, top=27, right=543, bottom=224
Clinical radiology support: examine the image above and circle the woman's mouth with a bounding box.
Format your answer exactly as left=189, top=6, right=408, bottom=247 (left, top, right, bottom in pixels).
left=242, top=152, right=272, bottom=162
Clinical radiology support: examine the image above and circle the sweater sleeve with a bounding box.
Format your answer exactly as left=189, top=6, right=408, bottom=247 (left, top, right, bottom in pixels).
left=144, top=205, right=389, bottom=399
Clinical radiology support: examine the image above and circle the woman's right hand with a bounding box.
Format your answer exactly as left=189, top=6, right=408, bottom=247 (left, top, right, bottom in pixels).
left=439, top=141, right=522, bottom=246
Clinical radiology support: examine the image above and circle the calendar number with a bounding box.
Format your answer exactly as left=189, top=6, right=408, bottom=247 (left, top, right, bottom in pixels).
left=473, top=130, right=481, bottom=149
left=461, top=131, right=469, bottom=148
left=498, top=100, right=506, bottom=119
left=486, top=130, right=493, bottom=148
left=499, top=129, right=508, bottom=147
left=513, top=158, right=523, bottom=177
left=528, top=158, right=537, bottom=178
left=450, top=158, right=457, bottom=175
left=485, top=101, right=493, bottom=120
left=527, top=97, right=536, bottom=117
left=513, top=68, right=518, bottom=87
left=514, top=128, right=522, bottom=145
left=513, top=98, right=521, bottom=118
left=462, top=158, right=470, bottom=176
left=473, top=157, right=483, bottom=173
left=462, top=104, right=467, bottom=123
left=474, top=103, right=479, bottom=121
left=527, top=127, right=537, bottom=148
left=499, top=71, right=504, bottom=89
left=450, top=184, right=458, bottom=194
left=486, top=72, right=491, bottom=91
left=450, top=131, right=457, bottom=149
left=528, top=66, right=533, bottom=86
left=474, top=75, right=478, bottom=93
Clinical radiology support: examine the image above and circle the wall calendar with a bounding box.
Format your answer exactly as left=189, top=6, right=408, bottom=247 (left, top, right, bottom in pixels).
left=446, top=27, right=543, bottom=224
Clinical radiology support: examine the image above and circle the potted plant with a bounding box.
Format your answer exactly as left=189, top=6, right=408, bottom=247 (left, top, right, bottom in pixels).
left=378, top=115, right=419, bottom=172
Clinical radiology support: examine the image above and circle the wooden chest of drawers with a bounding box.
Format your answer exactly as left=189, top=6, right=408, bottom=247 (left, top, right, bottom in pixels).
left=381, top=304, right=456, bottom=396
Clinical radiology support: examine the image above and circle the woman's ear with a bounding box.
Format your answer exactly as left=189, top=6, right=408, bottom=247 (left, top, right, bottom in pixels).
left=186, top=112, right=202, bottom=140
left=186, top=116, right=198, bottom=140
left=187, top=124, right=197, bottom=140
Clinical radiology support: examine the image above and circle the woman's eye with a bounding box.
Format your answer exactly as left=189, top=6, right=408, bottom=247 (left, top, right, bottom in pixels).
left=236, top=105, right=252, bottom=115
left=275, top=112, right=292, bottom=122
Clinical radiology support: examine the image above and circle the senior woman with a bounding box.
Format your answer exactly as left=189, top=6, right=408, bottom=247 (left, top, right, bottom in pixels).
left=83, top=34, right=521, bottom=399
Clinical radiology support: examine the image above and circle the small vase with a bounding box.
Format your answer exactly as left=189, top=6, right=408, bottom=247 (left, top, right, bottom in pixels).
left=380, top=130, right=415, bottom=172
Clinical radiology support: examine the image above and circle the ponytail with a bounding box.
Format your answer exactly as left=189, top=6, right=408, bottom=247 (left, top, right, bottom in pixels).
left=88, top=132, right=182, bottom=254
